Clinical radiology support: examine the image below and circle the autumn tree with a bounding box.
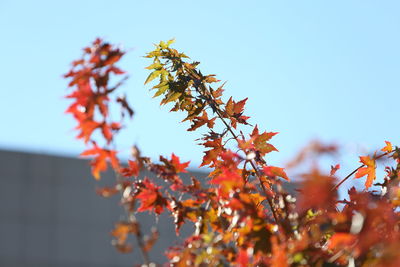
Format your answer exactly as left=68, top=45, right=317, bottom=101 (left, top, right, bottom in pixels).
left=64, top=39, right=400, bottom=266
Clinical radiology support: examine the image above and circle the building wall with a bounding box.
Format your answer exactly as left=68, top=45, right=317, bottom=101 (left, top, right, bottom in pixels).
left=0, top=149, right=297, bottom=266
left=0, top=149, right=202, bottom=267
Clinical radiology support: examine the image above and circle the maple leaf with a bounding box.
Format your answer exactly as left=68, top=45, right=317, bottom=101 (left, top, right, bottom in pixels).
left=236, top=248, right=249, bottom=267
left=143, top=229, right=159, bottom=252
left=327, top=233, right=357, bottom=251
left=80, top=144, right=119, bottom=179
left=203, top=74, right=220, bottom=84
left=233, top=98, right=248, bottom=114
left=77, top=120, right=101, bottom=143
left=111, top=221, right=138, bottom=244
left=209, top=167, right=244, bottom=194
left=116, top=95, right=134, bottom=118
left=271, top=236, right=288, bottom=267
left=108, top=66, right=125, bottom=75
left=355, top=156, right=376, bottom=189
left=200, top=136, right=224, bottom=167
left=297, top=169, right=337, bottom=214
left=225, top=98, right=250, bottom=129
left=113, top=243, right=133, bottom=254
left=101, top=123, right=113, bottom=143
left=136, top=178, right=168, bottom=214
left=381, top=141, right=393, bottom=153
left=250, top=125, right=278, bottom=155
left=170, top=153, right=190, bottom=173
left=330, top=164, right=340, bottom=176
left=120, top=160, right=140, bottom=177
left=225, top=97, right=247, bottom=115
left=187, top=111, right=216, bottom=131
left=263, top=166, right=290, bottom=181
left=96, top=186, right=119, bottom=197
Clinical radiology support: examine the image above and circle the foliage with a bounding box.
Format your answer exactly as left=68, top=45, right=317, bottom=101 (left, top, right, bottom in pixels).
left=64, top=39, right=400, bottom=266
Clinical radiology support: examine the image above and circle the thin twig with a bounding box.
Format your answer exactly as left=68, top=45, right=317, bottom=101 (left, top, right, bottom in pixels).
left=111, top=143, right=151, bottom=265
left=331, top=151, right=390, bottom=191
left=190, top=72, right=281, bottom=225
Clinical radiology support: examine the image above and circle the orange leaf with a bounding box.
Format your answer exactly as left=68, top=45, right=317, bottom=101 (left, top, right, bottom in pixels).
left=263, top=166, right=290, bottom=181
left=111, top=221, right=138, bottom=243
left=250, top=125, right=278, bottom=155
left=113, top=243, right=133, bottom=254
left=271, top=236, right=288, bottom=267
left=327, top=233, right=357, bottom=250
left=225, top=97, right=234, bottom=116
left=381, top=141, right=392, bottom=153
left=120, top=160, right=140, bottom=177
left=80, top=144, right=119, bottom=180
left=209, top=167, right=244, bottom=195
left=354, top=156, right=376, bottom=189
left=233, top=97, right=248, bottom=114
left=77, top=120, right=101, bottom=143
left=96, top=186, right=119, bottom=197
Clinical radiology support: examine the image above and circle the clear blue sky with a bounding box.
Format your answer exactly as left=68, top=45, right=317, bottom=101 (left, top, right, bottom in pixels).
left=1, top=1, right=399, bottom=187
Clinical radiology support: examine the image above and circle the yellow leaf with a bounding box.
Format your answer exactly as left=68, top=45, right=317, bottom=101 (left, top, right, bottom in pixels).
left=145, top=62, right=162, bottom=70
left=144, top=70, right=161, bottom=84
left=161, top=92, right=181, bottom=104
left=153, top=85, right=169, bottom=98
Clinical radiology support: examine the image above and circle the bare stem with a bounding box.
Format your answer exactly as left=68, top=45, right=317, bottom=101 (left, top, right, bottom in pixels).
left=112, top=151, right=151, bottom=265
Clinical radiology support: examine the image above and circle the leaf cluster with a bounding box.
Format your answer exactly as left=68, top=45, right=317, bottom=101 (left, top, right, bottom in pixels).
left=64, top=39, right=400, bottom=267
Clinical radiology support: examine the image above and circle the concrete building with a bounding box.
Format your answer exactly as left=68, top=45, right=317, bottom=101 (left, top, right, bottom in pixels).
left=0, top=149, right=297, bottom=266
left=0, top=149, right=203, bottom=266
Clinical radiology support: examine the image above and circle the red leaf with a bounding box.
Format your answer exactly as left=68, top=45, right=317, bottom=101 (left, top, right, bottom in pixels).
left=236, top=248, right=249, bottom=267
left=170, top=153, right=190, bottom=173
left=330, top=164, right=340, bottom=176
left=136, top=178, right=168, bottom=214
left=120, top=160, right=140, bottom=177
